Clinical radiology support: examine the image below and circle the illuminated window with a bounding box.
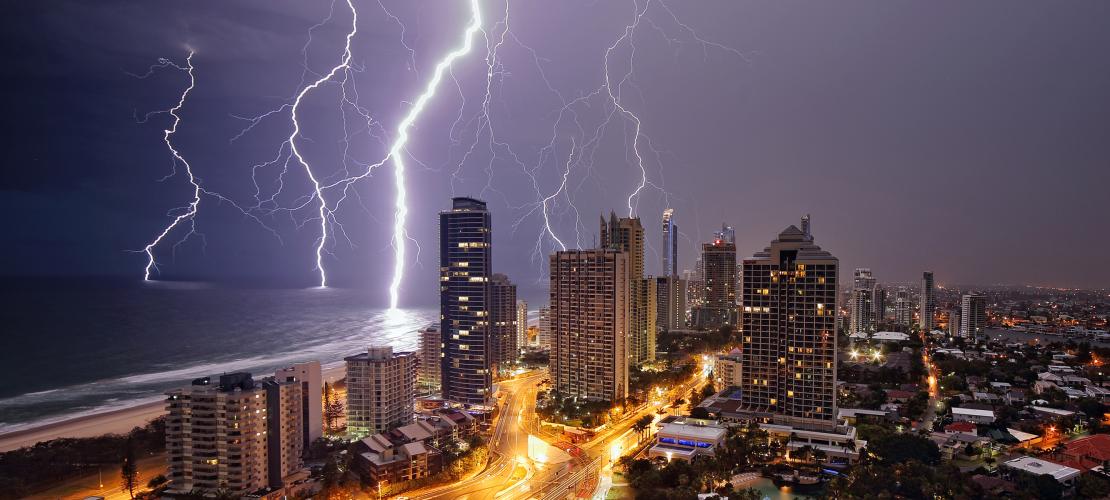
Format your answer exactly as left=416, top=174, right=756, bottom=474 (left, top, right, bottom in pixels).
left=787, top=391, right=794, bottom=397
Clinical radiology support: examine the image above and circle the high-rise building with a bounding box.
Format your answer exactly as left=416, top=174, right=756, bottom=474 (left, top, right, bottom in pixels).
left=961, top=294, right=987, bottom=338
left=550, top=249, right=629, bottom=402
left=849, top=268, right=876, bottom=334
left=516, top=300, right=528, bottom=349
left=740, top=220, right=838, bottom=430
left=273, top=361, right=323, bottom=449
left=894, top=286, right=913, bottom=328
left=873, top=285, right=887, bottom=321
left=919, top=271, right=936, bottom=332
left=662, top=208, right=678, bottom=277
left=656, top=275, right=687, bottom=331
left=165, top=373, right=303, bottom=495
left=489, top=273, right=518, bottom=376
left=439, top=197, right=492, bottom=405
left=701, top=237, right=737, bottom=328
left=601, top=212, right=655, bottom=363
left=946, top=308, right=961, bottom=337
left=345, top=346, right=417, bottom=438
left=683, top=267, right=703, bottom=309
left=537, top=306, right=551, bottom=350
left=639, top=277, right=657, bottom=360
left=417, top=325, right=441, bottom=392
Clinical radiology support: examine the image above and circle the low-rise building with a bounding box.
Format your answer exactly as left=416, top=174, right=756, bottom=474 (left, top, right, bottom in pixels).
left=1001, top=456, right=1080, bottom=490
left=355, top=433, right=443, bottom=486
left=648, top=422, right=727, bottom=462
left=952, top=407, right=996, bottom=424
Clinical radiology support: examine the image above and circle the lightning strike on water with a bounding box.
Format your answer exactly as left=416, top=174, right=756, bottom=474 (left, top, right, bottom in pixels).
left=385, top=0, right=485, bottom=309
left=139, top=51, right=201, bottom=280
left=286, top=0, right=360, bottom=288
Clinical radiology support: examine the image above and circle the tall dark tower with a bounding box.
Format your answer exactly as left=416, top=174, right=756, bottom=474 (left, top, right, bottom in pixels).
left=439, top=197, right=492, bottom=405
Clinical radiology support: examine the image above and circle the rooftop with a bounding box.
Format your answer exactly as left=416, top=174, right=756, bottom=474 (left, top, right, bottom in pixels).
left=1003, top=456, right=1080, bottom=482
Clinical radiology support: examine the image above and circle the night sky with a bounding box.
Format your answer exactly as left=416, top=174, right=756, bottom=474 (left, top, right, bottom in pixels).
left=3, top=0, right=1108, bottom=306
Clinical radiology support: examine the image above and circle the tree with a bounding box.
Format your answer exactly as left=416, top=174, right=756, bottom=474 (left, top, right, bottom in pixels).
left=866, top=433, right=941, bottom=465
left=633, top=415, right=654, bottom=439
left=323, top=382, right=345, bottom=432
left=120, top=437, right=139, bottom=499
left=1080, top=474, right=1110, bottom=498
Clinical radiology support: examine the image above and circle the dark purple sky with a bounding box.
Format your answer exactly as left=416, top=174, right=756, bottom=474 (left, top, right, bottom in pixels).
left=2, top=0, right=1108, bottom=305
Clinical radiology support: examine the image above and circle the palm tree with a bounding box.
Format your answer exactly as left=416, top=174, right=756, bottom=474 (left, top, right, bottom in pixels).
left=813, top=449, right=828, bottom=472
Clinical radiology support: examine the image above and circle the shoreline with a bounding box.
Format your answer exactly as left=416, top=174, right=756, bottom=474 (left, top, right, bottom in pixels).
left=0, top=400, right=166, bottom=452
left=0, top=364, right=347, bottom=453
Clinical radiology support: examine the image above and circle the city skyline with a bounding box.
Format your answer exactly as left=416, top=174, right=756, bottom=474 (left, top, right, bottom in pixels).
left=2, top=1, right=1108, bottom=304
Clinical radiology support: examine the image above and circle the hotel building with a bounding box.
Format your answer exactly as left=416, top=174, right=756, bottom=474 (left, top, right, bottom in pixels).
left=439, top=197, right=492, bottom=405
left=345, top=346, right=417, bottom=438
left=549, top=248, right=630, bottom=402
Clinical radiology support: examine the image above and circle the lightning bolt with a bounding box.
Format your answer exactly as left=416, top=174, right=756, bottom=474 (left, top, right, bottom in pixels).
left=385, top=0, right=485, bottom=309
left=138, top=51, right=200, bottom=281
left=285, top=0, right=360, bottom=288
left=135, top=50, right=279, bottom=280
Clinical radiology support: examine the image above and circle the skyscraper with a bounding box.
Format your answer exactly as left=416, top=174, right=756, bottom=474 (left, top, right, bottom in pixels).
left=345, top=346, right=417, bottom=438
left=740, top=220, right=838, bottom=430
left=961, top=293, right=987, bottom=338
left=417, top=325, right=441, bottom=392
left=894, top=286, right=913, bottom=329
left=946, top=308, right=961, bottom=337
left=919, top=271, right=936, bottom=332
left=549, top=249, right=629, bottom=402
left=601, top=212, right=655, bottom=363
left=439, top=197, right=492, bottom=405
left=489, top=273, right=518, bottom=376
left=849, top=268, right=876, bottom=334
left=662, top=208, right=678, bottom=277
left=516, top=300, right=528, bottom=349
left=700, top=238, right=737, bottom=328
left=657, top=275, right=687, bottom=331
left=537, top=306, right=551, bottom=350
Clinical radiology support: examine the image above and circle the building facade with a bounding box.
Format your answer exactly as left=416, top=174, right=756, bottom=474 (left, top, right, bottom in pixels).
left=345, top=346, right=417, bottom=438
left=549, top=249, right=630, bottom=402
left=662, top=208, right=678, bottom=277
left=657, top=275, right=687, bottom=331
left=601, top=213, right=655, bottom=364
left=516, top=300, right=528, bottom=349
left=417, top=325, right=441, bottom=393
left=439, top=197, right=492, bottom=405
left=701, top=238, right=737, bottom=329
left=920, top=271, right=936, bottom=331
left=961, top=293, right=987, bottom=338
left=849, top=268, right=876, bottom=334
left=165, top=373, right=303, bottom=495
left=740, top=221, right=838, bottom=430
left=273, top=361, right=323, bottom=450
left=489, top=273, right=518, bottom=377
left=537, top=306, right=551, bottom=350
left=894, top=286, right=913, bottom=329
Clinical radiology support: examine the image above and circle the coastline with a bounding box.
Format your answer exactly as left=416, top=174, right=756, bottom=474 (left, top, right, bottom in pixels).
left=0, top=364, right=347, bottom=453
left=0, top=400, right=166, bottom=452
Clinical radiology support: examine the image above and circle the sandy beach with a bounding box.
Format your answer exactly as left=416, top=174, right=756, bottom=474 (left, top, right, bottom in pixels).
left=0, top=400, right=167, bottom=452
left=0, top=364, right=348, bottom=453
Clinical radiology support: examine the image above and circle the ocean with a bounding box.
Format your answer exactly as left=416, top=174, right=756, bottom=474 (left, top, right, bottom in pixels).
left=0, top=277, right=439, bottom=434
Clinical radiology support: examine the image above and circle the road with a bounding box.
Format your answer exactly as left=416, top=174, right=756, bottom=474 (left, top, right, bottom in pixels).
left=408, top=372, right=550, bottom=500
left=27, top=454, right=166, bottom=500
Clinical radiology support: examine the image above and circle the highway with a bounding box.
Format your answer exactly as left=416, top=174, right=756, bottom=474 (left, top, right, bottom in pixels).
left=409, top=372, right=550, bottom=500
left=407, top=358, right=708, bottom=500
